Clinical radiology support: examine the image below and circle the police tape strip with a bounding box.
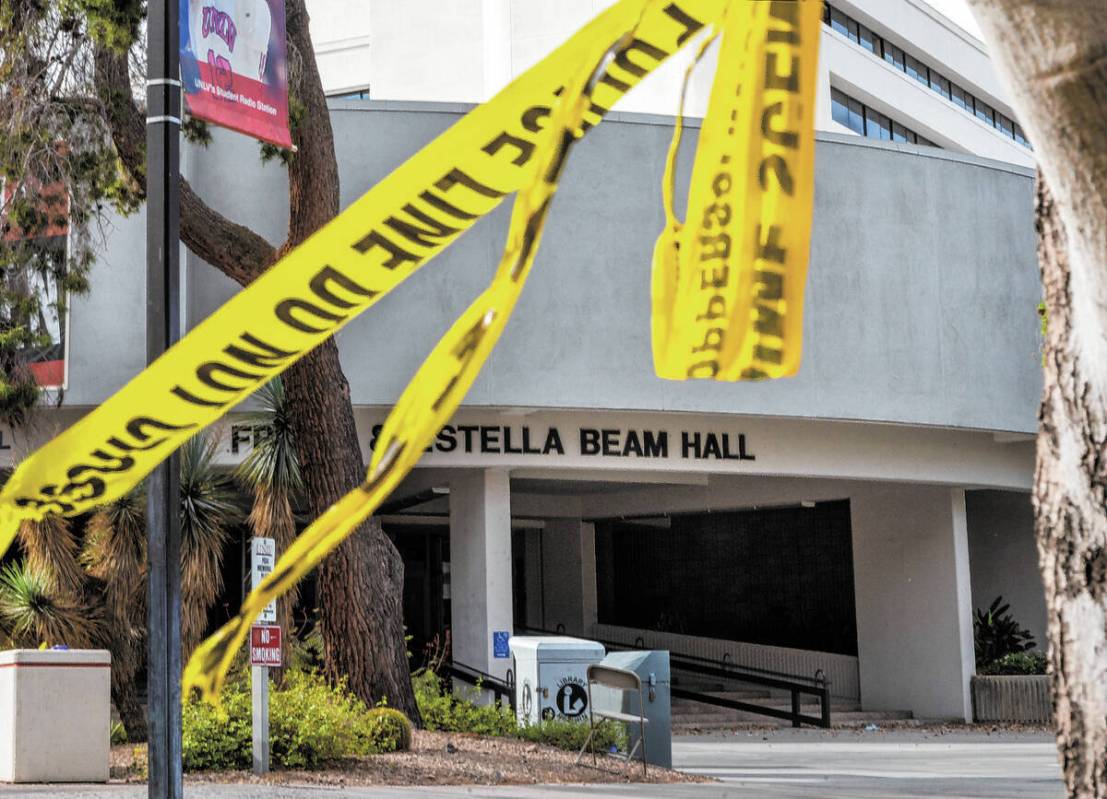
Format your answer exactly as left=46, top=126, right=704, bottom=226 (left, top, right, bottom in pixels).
left=0, top=0, right=731, bottom=549
left=182, top=27, right=635, bottom=703
left=0, top=0, right=822, bottom=703
left=652, top=0, right=821, bottom=380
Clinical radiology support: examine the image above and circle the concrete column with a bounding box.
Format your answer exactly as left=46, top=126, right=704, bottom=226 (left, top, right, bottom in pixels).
left=851, top=485, right=975, bottom=721
left=539, top=518, right=598, bottom=637
left=449, top=469, right=513, bottom=686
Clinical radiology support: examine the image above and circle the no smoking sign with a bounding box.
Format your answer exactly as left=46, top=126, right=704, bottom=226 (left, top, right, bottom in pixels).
left=250, top=624, right=282, bottom=667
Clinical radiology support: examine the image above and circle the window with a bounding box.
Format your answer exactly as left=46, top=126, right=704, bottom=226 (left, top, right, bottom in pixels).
left=996, top=113, right=1015, bottom=138
left=830, top=8, right=858, bottom=42
left=329, top=87, right=370, bottom=100
left=975, top=99, right=995, bottom=126
left=951, top=84, right=974, bottom=113
left=883, top=41, right=905, bottom=71
left=831, top=88, right=864, bottom=135
left=929, top=72, right=951, bottom=100
left=832, top=89, right=938, bottom=150
left=891, top=122, right=916, bottom=144
left=822, top=3, right=1031, bottom=149
left=858, top=24, right=880, bottom=55
left=864, top=107, right=891, bottom=141
left=905, top=54, right=929, bottom=86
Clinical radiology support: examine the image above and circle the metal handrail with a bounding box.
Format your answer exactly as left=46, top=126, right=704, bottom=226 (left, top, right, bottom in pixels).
left=518, top=625, right=832, bottom=728
left=520, top=626, right=828, bottom=687
left=444, top=660, right=515, bottom=709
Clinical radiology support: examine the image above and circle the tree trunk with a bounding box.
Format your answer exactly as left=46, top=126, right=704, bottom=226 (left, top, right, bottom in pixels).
left=968, top=2, right=1107, bottom=795
left=283, top=342, right=420, bottom=722
left=1035, top=180, right=1107, bottom=796
left=277, top=0, right=420, bottom=724
left=94, top=0, right=421, bottom=725
left=112, top=678, right=148, bottom=743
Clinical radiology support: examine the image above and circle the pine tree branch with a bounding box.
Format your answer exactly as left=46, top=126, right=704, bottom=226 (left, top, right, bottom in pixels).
left=93, top=45, right=277, bottom=286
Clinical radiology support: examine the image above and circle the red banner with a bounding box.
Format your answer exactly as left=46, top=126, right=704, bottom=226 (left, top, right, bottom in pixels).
left=181, top=0, right=292, bottom=149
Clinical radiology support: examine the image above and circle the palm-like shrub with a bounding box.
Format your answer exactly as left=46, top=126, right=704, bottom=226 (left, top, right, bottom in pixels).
left=17, top=514, right=86, bottom=597
left=236, top=378, right=303, bottom=674
left=0, top=560, right=103, bottom=648
left=180, top=433, right=241, bottom=657
left=0, top=432, right=240, bottom=742
left=974, top=595, right=1036, bottom=667
left=82, top=487, right=149, bottom=740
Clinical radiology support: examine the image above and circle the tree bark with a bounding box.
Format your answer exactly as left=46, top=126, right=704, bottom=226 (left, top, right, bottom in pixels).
left=277, top=0, right=420, bottom=723
left=94, top=0, right=420, bottom=722
left=968, top=2, right=1107, bottom=795
left=112, top=671, right=148, bottom=743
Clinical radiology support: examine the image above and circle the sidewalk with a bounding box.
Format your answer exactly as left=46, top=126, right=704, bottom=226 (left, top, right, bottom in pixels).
left=0, top=728, right=1066, bottom=798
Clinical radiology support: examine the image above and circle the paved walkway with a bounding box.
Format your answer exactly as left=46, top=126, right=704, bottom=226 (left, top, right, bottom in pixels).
left=1, top=729, right=1066, bottom=798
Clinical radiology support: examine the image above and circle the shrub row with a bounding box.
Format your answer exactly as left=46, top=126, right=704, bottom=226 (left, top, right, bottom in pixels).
left=181, top=669, right=412, bottom=771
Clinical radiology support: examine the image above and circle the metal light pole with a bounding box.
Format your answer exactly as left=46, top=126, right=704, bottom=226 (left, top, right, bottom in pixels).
left=145, top=0, right=183, bottom=796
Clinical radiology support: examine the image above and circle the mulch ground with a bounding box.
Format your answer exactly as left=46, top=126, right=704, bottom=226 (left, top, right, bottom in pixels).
left=110, top=731, right=710, bottom=787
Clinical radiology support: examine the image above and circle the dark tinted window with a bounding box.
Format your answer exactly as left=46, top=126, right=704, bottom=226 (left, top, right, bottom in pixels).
left=891, top=122, right=916, bottom=143
left=905, top=54, right=928, bottom=85
left=975, top=99, right=995, bottom=125
left=859, top=24, right=880, bottom=55
left=830, top=8, right=858, bottom=42
left=883, top=41, right=905, bottom=70
left=821, top=3, right=1030, bottom=149
left=951, top=84, right=973, bottom=112
left=996, top=113, right=1015, bottom=138
left=929, top=72, right=951, bottom=100
left=865, top=107, right=891, bottom=141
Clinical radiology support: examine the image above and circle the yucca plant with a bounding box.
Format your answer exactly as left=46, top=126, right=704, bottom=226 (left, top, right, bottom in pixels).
left=17, top=514, right=86, bottom=597
left=0, top=560, right=103, bottom=649
left=180, top=432, right=241, bottom=658
left=83, top=487, right=149, bottom=741
left=236, top=378, right=303, bottom=677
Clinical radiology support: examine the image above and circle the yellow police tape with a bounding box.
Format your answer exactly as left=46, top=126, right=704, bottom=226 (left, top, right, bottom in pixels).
left=653, top=0, right=821, bottom=380
left=0, top=0, right=822, bottom=702
left=183, top=25, right=642, bottom=702
left=0, top=0, right=728, bottom=532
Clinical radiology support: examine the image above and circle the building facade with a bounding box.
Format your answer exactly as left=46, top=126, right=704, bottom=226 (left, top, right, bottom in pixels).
left=308, top=0, right=1035, bottom=168
left=8, top=0, right=1044, bottom=722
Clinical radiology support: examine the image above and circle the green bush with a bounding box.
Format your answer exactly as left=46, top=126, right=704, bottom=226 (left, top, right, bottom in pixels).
left=517, top=718, right=625, bottom=752
left=182, top=669, right=412, bottom=771
left=182, top=684, right=252, bottom=771
left=974, top=596, right=1035, bottom=666
left=361, top=707, right=414, bottom=753
left=412, top=670, right=516, bottom=736
left=413, top=669, right=630, bottom=754
left=978, top=650, right=1048, bottom=676
left=110, top=721, right=128, bottom=746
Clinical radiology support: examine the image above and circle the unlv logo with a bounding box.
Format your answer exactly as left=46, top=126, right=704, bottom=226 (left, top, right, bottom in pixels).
left=201, top=6, right=238, bottom=50
left=207, top=50, right=234, bottom=92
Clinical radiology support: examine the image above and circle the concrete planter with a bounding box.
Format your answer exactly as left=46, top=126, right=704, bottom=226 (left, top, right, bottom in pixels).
left=971, top=674, right=1052, bottom=723
left=0, top=649, right=111, bottom=783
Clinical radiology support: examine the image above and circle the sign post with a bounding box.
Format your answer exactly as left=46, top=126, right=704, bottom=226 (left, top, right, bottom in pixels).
left=249, top=538, right=278, bottom=774
left=146, top=0, right=182, bottom=796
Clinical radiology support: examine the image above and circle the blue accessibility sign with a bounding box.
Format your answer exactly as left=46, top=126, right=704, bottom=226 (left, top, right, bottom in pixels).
left=493, top=631, right=511, bottom=659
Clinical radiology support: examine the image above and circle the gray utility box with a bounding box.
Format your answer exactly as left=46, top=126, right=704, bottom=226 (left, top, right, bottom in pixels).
left=592, top=650, right=672, bottom=768
left=509, top=636, right=605, bottom=726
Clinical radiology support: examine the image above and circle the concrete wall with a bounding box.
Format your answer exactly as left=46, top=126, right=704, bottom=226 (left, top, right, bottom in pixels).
left=966, top=490, right=1047, bottom=650
left=851, top=485, right=975, bottom=720
left=68, top=106, right=1039, bottom=436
